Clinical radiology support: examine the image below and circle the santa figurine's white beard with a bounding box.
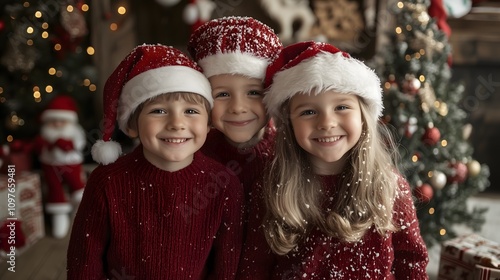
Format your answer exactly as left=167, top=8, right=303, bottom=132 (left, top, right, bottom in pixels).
left=41, top=122, right=82, bottom=143
left=39, top=121, right=86, bottom=165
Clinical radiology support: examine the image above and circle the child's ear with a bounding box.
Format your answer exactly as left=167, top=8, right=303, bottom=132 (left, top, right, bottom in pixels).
left=126, top=127, right=139, bottom=138
left=126, top=114, right=140, bottom=138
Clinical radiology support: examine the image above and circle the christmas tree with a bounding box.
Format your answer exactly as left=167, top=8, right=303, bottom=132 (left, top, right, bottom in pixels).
left=0, top=0, right=97, bottom=145
left=376, top=0, right=490, bottom=247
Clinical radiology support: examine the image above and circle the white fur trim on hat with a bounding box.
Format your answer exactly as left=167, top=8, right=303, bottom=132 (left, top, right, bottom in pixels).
left=198, top=52, right=270, bottom=80
left=91, top=140, right=122, bottom=165
left=41, top=110, right=78, bottom=123
left=117, top=65, right=213, bottom=133
left=264, top=51, right=383, bottom=119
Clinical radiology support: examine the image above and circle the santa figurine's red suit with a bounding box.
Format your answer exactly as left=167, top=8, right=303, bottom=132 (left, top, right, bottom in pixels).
left=36, top=95, right=86, bottom=238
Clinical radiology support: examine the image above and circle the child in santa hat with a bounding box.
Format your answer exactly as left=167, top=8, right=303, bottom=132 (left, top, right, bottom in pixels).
left=237, top=41, right=429, bottom=279
left=187, top=16, right=282, bottom=208
left=67, top=44, right=244, bottom=279
left=36, top=95, right=86, bottom=239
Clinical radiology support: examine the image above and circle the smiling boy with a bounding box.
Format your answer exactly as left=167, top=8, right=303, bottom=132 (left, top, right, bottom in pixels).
left=67, top=44, right=244, bottom=279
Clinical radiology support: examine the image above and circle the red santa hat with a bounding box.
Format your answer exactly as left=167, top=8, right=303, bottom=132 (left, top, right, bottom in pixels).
left=40, top=95, right=79, bottom=123
left=187, top=16, right=282, bottom=80
left=91, top=44, right=213, bottom=165
left=263, top=41, right=383, bottom=119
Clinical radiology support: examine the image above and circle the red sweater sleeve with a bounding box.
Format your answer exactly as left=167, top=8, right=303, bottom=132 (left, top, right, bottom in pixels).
left=237, top=180, right=276, bottom=279
left=67, top=167, right=109, bottom=279
left=391, top=176, right=430, bottom=279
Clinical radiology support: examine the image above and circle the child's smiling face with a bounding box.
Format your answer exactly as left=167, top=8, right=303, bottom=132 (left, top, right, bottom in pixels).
left=289, top=90, right=363, bottom=175
left=127, top=95, right=210, bottom=172
left=209, top=74, right=268, bottom=147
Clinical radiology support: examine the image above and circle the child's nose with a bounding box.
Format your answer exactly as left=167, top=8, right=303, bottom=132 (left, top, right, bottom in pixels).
left=228, top=96, right=247, bottom=114
left=167, top=114, right=185, bottom=130
left=317, top=113, right=338, bottom=130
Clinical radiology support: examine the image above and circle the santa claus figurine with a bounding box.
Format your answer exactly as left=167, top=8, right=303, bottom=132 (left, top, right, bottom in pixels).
left=36, top=95, right=86, bottom=239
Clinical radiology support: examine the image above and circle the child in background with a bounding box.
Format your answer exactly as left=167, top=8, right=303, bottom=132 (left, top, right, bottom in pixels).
left=67, top=44, right=243, bottom=279
left=238, top=41, right=429, bottom=279
left=187, top=16, right=282, bottom=203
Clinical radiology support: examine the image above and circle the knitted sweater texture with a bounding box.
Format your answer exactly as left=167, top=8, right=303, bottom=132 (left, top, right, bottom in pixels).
left=67, top=145, right=244, bottom=279
left=201, top=123, right=276, bottom=201
left=238, top=174, right=429, bottom=279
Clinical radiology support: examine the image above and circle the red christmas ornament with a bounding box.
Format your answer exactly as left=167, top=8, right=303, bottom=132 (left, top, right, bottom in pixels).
left=422, top=126, right=441, bottom=146
left=414, top=183, right=433, bottom=203
left=448, top=162, right=468, bottom=184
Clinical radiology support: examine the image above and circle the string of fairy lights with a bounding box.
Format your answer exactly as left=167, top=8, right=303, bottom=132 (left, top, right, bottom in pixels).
left=382, top=1, right=485, bottom=243
left=1, top=2, right=92, bottom=100
left=384, top=2, right=447, bottom=238
left=1, top=1, right=131, bottom=143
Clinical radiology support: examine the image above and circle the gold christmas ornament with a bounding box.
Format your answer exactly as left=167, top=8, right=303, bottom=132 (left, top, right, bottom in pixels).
left=467, top=160, right=481, bottom=177
left=438, top=102, right=448, bottom=116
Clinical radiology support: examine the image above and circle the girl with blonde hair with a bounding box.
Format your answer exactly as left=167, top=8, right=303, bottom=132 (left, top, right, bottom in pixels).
left=238, top=41, right=429, bottom=279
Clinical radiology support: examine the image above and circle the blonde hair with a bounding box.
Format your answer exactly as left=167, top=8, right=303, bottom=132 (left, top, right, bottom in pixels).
left=127, top=92, right=211, bottom=132
left=264, top=96, right=400, bottom=255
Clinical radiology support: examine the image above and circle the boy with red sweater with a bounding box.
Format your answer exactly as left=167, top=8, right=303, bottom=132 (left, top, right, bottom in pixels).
left=67, top=44, right=244, bottom=279
left=187, top=17, right=282, bottom=204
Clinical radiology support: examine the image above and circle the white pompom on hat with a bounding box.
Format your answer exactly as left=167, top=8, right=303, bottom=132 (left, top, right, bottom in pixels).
left=263, top=41, right=383, bottom=120
left=91, top=44, right=213, bottom=165
left=187, top=16, right=282, bottom=80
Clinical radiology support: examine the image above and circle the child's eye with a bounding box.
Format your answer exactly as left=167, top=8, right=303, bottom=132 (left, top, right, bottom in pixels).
left=336, top=105, right=349, bottom=111
left=150, top=108, right=166, bottom=114
left=185, top=109, right=200, bottom=114
left=248, top=90, right=263, bottom=97
left=299, top=109, right=316, bottom=116
left=214, top=91, right=230, bottom=98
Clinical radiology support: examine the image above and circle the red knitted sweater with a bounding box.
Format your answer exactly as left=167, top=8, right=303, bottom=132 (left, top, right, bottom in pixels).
left=200, top=122, right=276, bottom=201
left=238, top=174, right=429, bottom=279
left=67, top=145, right=244, bottom=279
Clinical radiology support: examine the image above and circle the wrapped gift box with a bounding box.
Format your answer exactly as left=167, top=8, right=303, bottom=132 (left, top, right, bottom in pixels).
left=438, top=234, right=500, bottom=280
left=1, top=152, right=33, bottom=174
left=0, top=171, right=45, bottom=258
left=475, top=264, right=500, bottom=280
